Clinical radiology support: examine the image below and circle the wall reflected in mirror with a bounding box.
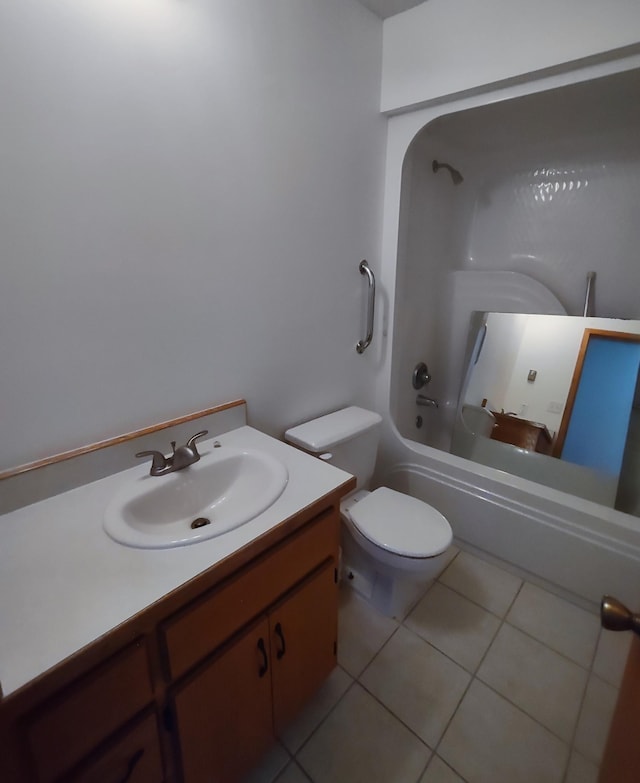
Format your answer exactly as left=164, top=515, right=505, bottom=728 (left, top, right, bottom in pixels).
left=451, top=313, right=640, bottom=516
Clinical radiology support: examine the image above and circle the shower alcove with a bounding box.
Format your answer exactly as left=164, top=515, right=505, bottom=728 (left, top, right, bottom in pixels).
left=375, top=65, right=640, bottom=607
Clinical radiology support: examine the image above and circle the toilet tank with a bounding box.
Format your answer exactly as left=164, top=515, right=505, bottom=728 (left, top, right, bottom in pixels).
left=284, top=406, right=382, bottom=489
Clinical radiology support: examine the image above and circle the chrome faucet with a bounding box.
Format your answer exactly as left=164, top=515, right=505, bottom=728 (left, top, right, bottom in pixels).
left=416, top=395, right=439, bottom=409
left=136, top=430, right=209, bottom=476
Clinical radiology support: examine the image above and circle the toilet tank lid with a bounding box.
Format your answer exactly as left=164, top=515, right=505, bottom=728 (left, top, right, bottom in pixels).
left=284, top=406, right=382, bottom=452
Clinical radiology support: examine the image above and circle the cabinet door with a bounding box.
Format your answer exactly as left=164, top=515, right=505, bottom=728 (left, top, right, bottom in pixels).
left=270, top=561, right=338, bottom=733
left=173, top=616, right=274, bottom=783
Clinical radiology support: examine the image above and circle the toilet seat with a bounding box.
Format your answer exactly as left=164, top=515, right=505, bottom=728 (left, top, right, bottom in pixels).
left=344, top=487, right=452, bottom=559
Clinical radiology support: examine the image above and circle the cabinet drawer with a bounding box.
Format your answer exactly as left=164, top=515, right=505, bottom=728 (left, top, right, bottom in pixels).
left=68, top=712, right=163, bottom=783
left=27, top=641, right=153, bottom=783
left=163, top=508, right=339, bottom=679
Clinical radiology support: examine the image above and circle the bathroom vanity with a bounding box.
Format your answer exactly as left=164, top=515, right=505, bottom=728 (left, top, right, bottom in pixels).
left=489, top=411, right=554, bottom=455
left=0, top=404, right=355, bottom=783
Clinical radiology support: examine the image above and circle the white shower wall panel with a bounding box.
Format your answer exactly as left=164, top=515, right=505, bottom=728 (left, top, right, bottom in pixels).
left=390, top=132, right=459, bottom=439
left=378, top=64, right=640, bottom=606
left=465, top=157, right=640, bottom=318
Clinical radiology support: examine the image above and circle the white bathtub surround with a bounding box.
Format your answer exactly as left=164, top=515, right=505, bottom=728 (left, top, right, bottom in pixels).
left=375, top=60, right=640, bottom=609
left=378, top=449, right=640, bottom=609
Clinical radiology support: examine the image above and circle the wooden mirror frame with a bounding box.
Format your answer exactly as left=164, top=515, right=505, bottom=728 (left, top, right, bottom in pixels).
left=552, top=329, right=640, bottom=459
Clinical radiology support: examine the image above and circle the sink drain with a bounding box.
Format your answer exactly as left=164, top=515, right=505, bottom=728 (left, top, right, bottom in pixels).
left=190, top=517, right=211, bottom=530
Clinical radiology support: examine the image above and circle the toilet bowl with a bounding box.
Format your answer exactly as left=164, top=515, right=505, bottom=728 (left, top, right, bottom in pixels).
left=284, top=406, right=453, bottom=617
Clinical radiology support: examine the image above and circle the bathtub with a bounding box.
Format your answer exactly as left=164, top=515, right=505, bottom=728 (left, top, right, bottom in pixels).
left=375, top=63, right=640, bottom=607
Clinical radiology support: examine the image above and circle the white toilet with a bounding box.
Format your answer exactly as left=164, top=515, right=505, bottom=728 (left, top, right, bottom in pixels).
left=285, top=406, right=453, bottom=617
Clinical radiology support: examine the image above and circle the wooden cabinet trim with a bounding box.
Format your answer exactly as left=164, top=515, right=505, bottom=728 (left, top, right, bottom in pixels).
left=64, top=710, right=164, bottom=783
left=1, top=495, right=348, bottom=783
left=172, top=616, right=274, bottom=783
left=1, top=496, right=344, bottom=722
left=162, top=508, right=340, bottom=680
left=270, top=560, right=338, bottom=733
left=171, top=558, right=339, bottom=783
left=26, top=641, right=153, bottom=783
left=0, top=400, right=246, bottom=481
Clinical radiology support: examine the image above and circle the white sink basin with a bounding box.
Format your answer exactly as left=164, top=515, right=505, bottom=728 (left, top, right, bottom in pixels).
left=104, top=445, right=289, bottom=548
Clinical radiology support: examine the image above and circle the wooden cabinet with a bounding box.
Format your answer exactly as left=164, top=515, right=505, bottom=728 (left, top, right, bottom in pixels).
left=173, top=561, right=338, bottom=783
left=65, top=713, right=164, bottom=783
left=270, top=562, right=337, bottom=734
left=173, top=617, right=274, bottom=783
left=0, top=500, right=344, bottom=783
left=26, top=641, right=155, bottom=783
left=161, top=509, right=338, bottom=681
left=490, top=411, right=553, bottom=455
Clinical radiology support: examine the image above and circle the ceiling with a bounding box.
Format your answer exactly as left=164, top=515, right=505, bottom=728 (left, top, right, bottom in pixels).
left=356, top=0, right=425, bottom=20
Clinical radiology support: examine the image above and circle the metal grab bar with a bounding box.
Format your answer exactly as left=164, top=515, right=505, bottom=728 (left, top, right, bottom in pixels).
left=356, top=259, right=375, bottom=354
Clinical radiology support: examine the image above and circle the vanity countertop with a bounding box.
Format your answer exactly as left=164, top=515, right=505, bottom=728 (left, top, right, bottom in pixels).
left=0, top=426, right=353, bottom=699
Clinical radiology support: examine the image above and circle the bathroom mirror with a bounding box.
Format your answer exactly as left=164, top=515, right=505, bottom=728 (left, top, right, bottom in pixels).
left=451, top=312, right=640, bottom=516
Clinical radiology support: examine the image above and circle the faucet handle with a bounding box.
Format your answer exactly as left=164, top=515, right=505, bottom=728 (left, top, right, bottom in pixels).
left=186, top=430, right=209, bottom=454
left=135, top=449, right=168, bottom=471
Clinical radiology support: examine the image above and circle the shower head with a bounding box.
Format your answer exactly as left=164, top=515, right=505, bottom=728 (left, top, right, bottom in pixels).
left=432, top=159, right=464, bottom=185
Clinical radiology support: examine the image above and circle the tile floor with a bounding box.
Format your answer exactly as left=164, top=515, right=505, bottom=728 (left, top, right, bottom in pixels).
left=244, top=547, right=630, bottom=783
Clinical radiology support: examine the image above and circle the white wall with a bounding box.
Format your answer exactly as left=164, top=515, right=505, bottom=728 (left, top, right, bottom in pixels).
left=465, top=313, right=528, bottom=412
left=0, top=0, right=386, bottom=471
left=502, top=316, right=640, bottom=434
left=503, top=316, right=579, bottom=431
left=381, top=0, right=640, bottom=113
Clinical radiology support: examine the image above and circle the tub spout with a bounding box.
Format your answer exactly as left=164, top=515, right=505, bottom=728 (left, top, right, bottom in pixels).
left=417, top=395, right=439, bottom=409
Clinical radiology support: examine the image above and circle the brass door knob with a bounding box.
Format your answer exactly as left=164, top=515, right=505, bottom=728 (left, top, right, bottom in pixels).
left=601, top=595, right=640, bottom=636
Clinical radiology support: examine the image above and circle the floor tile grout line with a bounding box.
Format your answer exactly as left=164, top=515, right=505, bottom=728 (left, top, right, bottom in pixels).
left=273, top=758, right=313, bottom=783
left=399, top=618, right=479, bottom=677
left=473, top=665, right=582, bottom=748
left=399, top=571, right=522, bottom=678
left=502, top=616, right=599, bottom=671
left=437, top=565, right=602, bottom=672
left=348, top=607, right=450, bottom=755
left=353, top=674, right=434, bottom=752
left=285, top=559, right=610, bottom=783
left=389, top=566, right=512, bottom=778
left=432, top=754, right=472, bottom=783
left=412, top=562, right=603, bottom=745
left=346, top=615, right=402, bottom=680
left=347, top=647, right=576, bottom=783
left=288, top=675, right=359, bottom=773
left=470, top=579, right=585, bottom=751
left=438, top=559, right=525, bottom=618
left=342, top=568, right=477, bottom=770
left=429, top=577, right=519, bottom=623
left=430, top=564, right=608, bottom=776
left=413, top=754, right=431, bottom=783
left=563, top=626, right=606, bottom=777
left=452, top=541, right=600, bottom=617
left=426, top=593, right=511, bottom=777
left=427, top=668, right=476, bottom=778
left=466, top=673, right=576, bottom=752
left=405, top=574, right=586, bottom=770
